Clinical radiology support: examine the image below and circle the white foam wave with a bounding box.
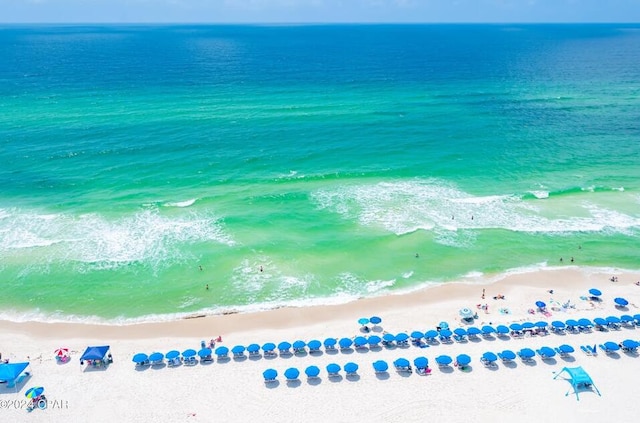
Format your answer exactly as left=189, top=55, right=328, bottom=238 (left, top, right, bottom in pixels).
left=310, top=179, right=640, bottom=240
left=0, top=208, right=235, bottom=267
left=163, top=198, right=197, bottom=208
left=529, top=190, right=549, bottom=199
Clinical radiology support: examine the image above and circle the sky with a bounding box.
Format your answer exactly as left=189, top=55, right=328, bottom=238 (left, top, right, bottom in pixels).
left=1, top=0, right=639, bottom=24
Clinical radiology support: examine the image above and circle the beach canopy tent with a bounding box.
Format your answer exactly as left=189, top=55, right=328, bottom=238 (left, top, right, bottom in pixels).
left=0, top=362, right=30, bottom=384
left=588, top=288, right=602, bottom=297
left=553, top=366, right=601, bottom=400
left=81, top=346, right=110, bottom=362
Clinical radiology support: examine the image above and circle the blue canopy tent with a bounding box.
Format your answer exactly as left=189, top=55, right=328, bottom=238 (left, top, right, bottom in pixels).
left=0, top=362, right=30, bottom=387
left=263, top=369, right=277, bottom=381
left=344, top=362, right=359, bottom=375
left=305, top=365, right=320, bottom=378
left=553, top=366, right=601, bottom=400
left=81, top=345, right=110, bottom=362
left=307, top=340, right=322, bottom=352
left=373, top=360, right=388, bottom=372
left=284, top=367, right=300, bottom=380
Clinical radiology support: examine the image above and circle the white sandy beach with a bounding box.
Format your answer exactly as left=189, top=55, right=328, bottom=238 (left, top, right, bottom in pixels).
left=2, top=267, right=640, bottom=423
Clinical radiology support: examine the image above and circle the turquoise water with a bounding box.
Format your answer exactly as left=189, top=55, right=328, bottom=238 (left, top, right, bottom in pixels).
left=1, top=24, right=639, bottom=323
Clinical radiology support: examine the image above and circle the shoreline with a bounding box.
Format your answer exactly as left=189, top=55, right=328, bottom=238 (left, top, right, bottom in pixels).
left=2, top=266, right=637, bottom=340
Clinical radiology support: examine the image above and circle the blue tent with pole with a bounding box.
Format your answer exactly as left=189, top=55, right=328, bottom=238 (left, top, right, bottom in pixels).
left=81, top=345, right=110, bottom=362
left=0, top=362, right=30, bottom=387
left=553, top=366, right=601, bottom=400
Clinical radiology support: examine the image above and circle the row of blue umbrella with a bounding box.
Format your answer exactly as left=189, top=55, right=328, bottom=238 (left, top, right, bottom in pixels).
left=264, top=362, right=361, bottom=381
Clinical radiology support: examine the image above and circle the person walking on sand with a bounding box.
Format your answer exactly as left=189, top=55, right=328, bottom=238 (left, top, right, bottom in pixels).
left=482, top=288, right=485, bottom=299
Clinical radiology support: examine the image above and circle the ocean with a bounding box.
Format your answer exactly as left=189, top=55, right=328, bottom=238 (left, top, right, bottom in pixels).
left=1, top=24, right=639, bottom=324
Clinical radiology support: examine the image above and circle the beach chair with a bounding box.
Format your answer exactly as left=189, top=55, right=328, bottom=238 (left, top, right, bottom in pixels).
left=580, top=345, right=592, bottom=356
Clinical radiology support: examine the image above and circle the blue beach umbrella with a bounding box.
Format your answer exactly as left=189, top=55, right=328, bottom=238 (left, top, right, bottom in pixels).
left=482, top=352, right=498, bottom=363
left=453, top=328, right=467, bottom=337
left=436, top=355, right=452, bottom=365
left=307, top=340, right=322, bottom=351
left=411, top=331, right=424, bottom=340
left=358, top=317, right=370, bottom=326
left=182, top=349, right=197, bottom=358
left=522, top=322, right=534, bottom=330
left=593, top=317, right=608, bottom=326
left=620, top=315, right=634, bottom=323
left=614, top=297, right=629, bottom=307
left=459, top=308, right=474, bottom=319
left=634, top=314, right=640, bottom=321
left=500, top=350, right=516, bottom=360
left=370, top=316, right=382, bottom=325
left=354, top=336, right=368, bottom=346
left=323, top=338, right=337, bottom=348
left=565, top=319, right=579, bottom=327
left=214, top=346, right=229, bottom=356
left=509, top=323, right=523, bottom=331
left=578, top=318, right=593, bottom=327
left=262, top=343, right=276, bottom=352
left=149, top=352, right=164, bottom=362
left=535, top=321, right=548, bottom=328
left=439, top=329, right=453, bottom=338
left=589, top=288, right=602, bottom=296
left=198, top=348, right=212, bottom=358
left=456, top=354, right=471, bottom=366
left=467, top=327, right=482, bottom=336
left=424, top=330, right=439, bottom=339
left=339, top=338, right=353, bottom=348
left=535, top=301, right=546, bottom=308
left=383, top=333, right=396, bottom=343
left=519, top=348, right=535, bottom=358
left=326, top=363, right=341, bottom=374
left=305, top=365, right=320, bottom=377
left=393, top=358, right=410, bottom=368
left=344, top=362, right=359, bottom=374
left=166, top=350, right=180, bottom=360
left=263, top=369, right=277, bottom=380
left=481, top=325, right=496, bottom=334
left=132, top=353, right=148, bottom=363
left=395, top=333, right=409, bottom=343
left=622, top=339, right=639, bottom=349
left=278, top=342, right=292, bottom=351
left=368, top=335, right=381, bottom=345
left=284, top=367, right=300, bottom=380
left=25, top=386, right=44, bottom=399
left=606, top=316, right=621, bottom=324
left=231, top=345, right=245, bottom=355
left=604, top=341, right=620, bottom=351
left=538, top=347, right=556, bottom=357
left=496, top=325, right=510, bottom=334
left=373, top=360, right=388, bottom=372
left=414, top=357, right=428, bottom=368
left=551, top=321, right=566, bottom=329
left=293, top=340, right=306, bottom=350
left=558, top=344, right=575, bottom=354
left=247, top=344, right=260, bottom=353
